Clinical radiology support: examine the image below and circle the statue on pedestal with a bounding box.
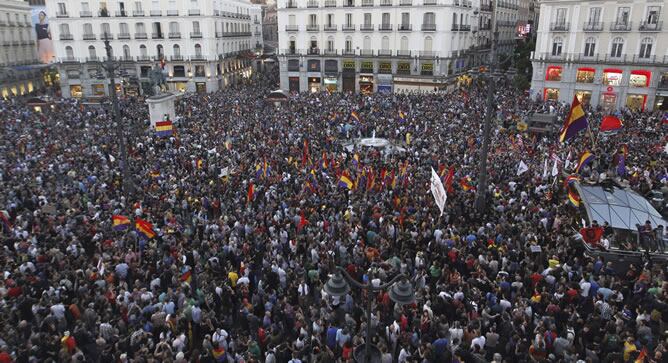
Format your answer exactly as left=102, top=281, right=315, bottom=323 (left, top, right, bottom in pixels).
left=149, top=64, right=167, bottom=95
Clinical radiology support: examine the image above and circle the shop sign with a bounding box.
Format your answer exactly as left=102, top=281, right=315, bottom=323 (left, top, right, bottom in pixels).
left=397, top=62, right=411, bottom=74
left=421, top=63, right=433, bottom=72
left=360, top=61, right=374, bottom=73
left=343, top=60, right=356, bottom=70
left=379, top=62, right=392, bottom=74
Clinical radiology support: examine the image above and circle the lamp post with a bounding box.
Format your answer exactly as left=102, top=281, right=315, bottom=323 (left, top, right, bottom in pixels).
left=324, top=266, right=416, bottom=363
left=101, top=32, right=133, bottom=198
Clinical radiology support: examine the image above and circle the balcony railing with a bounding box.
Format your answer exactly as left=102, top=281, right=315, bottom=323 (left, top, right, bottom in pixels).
left=325, top=0, right=337, bottom=6
left=307, top=24, right=320, bottom=31
left=117, top=33, right=131, bottom=39
left=610, top=21, right=632, bottom=31
left=56, top=11, right=69, bottom=18
left=460, top=24, right=471, bottom=31
left=191, top=55, right=206, bottom=61
left=190, top=32, right=203, bottom=38
left=80, top=11, right=92, bottom=17
left=342, top=49, right=356, bottom=55
left=452, top=24, right=460, bottom=31
left=83, top=33, right=96, bottom=40
left=286, top=1, right=298, bottom=8
left=549, top=22, right=569, bottom=31
left=137, top=55, right=152, bottom=61
left=189, top=9, right=201, bottom=15
left=86, top=56, right=100, bottom=62
left=380, top=0, right=392, bottom=5
left=282, top=48, right=300, bottom=55
left=135, top=32, right=148, bottom=39
left=422, top=23, right=436, bottom=31
left=424, top=0, right=437, bottom=4
left=583, top=22, right=603, bottom=31
left=362, top=0, right=374, bottom=5
left=286, top=25, right=299, bottom=31
left=152, top=32, right=164, bottom=39
left=166, top=10, right=178, bottom=16
left=420, top=51, right=437, bottom=57
left=360, top=49, right=374, bottom=56
left=360, top=24, right=374, bottom=31
left=379, top=24, right=393, bottom=31
left=169, top=32, right=181, bottom=39
left=399, top=0, right=412, bottom=4
left=324, top=25, right=337, bottom=31
left=343, top=0, right=356, bottom=6
left=60, top=34, right=74, bottom=40
left=307, top=48, right=320, bottom=55
left=133, top=10, right=144, bottom=16
left=378, top=49, right=392, bottom=56
left=216, top=31, right=223, bottom=38
left=308, top=0, right=319, bottom=7
left=639, top=21, right=662, bottom=31
left=398, top=24, right=412, bottom=31
left=480, top=4, right=491, bottom=11
left=323, top=49, right=338, bottom=55
left=115, top=11, right=127, bottom=17
left=151, top=10, right=162, bottom=16
left=342, top=24, right=355, bottom=31
left=61, top=56, right=79, bottom=63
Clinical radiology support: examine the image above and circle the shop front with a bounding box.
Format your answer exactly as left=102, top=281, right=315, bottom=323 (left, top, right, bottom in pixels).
left=92, top=84, right=106, bottom=96
left=342, top=60, right=356, bottom=92
left=600, top=91, right=617, bottom=111
left=308, top=77, right=321, bottom=93
left=377, top=74, right=393, bottom=93
left=397, top=62, right=411, bottom=76
left=655, top=90, right=668, bottom=111
left=69, top=85, right=83, bottom=98
left=307, top=60, right=321, bottom=93
left=196, top=82, right=207, bottom=93
left=575, top=90, right=592, bottom=105
left=626, top=94, right=647, bottom=111
left=324, top=77, right=338, bottom=92
left=359, top=61, right=374, bottom=94
left=543, top=88, right=559, bottom=101
left=289, top=77, right=300, bottom=93
left=324, top=60, right=339, bottom=92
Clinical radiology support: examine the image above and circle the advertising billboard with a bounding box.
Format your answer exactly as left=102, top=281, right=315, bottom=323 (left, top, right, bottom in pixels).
left=31, top=5, right=54, bottom=63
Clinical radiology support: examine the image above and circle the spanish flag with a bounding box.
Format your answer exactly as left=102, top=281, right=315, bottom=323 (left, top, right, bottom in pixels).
left=559, top=95, right=588, bottom=143
left=155, top=120, right=174, bottom=137
left=350, top=111, right=361, bottom=123
left=112, top=215, right=131, bottom=231
left=180, top=269, right=192, bottom=284
left=575, top=150, right=595, bottom=174
left=247, top=182, right=255, bottom=204
left=460, top=176, right=475, bottom=191
left=135, top=218, right=156, bottom=240
left=338, top=174, right=354, bottom=190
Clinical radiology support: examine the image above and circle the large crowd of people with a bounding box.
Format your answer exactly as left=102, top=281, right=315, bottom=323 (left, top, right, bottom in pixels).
left=0, top=68, right=667, bottom=363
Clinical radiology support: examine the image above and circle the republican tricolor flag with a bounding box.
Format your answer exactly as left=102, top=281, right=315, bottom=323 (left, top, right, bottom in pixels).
left=112, top=215, right=131, bottom=231
left=155, top=120, right=174, bottom=137
left=135, top=218, right=156, bottom=240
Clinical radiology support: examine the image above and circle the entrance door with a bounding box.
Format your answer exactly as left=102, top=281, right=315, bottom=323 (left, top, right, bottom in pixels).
left=289, top=77, right=300, bottom=92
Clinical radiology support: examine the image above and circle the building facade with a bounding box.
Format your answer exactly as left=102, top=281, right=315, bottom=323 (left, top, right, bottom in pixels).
left=47, top=0, right=263, bottom=98
left=277, top=0, right=479, bottom=93
left=0, top=0, right=43, bottom=98
left=531, top=0, right=668, bottom=111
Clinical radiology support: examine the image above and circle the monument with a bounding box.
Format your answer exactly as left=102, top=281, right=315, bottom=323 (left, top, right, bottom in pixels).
left=145, top=64, right=176, bottom=128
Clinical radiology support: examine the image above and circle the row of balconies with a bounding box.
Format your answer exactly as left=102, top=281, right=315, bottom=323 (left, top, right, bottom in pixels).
left=452, top=0, right=473, bottom=8
left=59, top=55, right=219, bottom=63
left=288, top=0, right=458, bottom=7
left=61, top=31, right=254, bottom=41
left=479, top=4, right=492, bottom=12
left=496, top=20, right=516, bottom=27
left=496, top=0, right=518, bottom=10
left=534, top=52, right=668, bottom=65
left=281, top=48, right=449, bottom=58
left=286, top=23, right=446, bottom=32
left=0, top=19, right=32, bottom=27
left=553, top=21, right=662, bottom=32
left=56, top=10, right=251, bottom=20
left=1, top=40, right=33, bottom=46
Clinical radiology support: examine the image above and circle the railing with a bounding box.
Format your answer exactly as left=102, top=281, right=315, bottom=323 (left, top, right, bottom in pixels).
left=452, top=24, right=460, bottom=31
left=61, top=57, right=79, bottom=63
left=306, top=24, right=319, bottom=31
left=399, top=0, right=412, bottom=4
left=380, top=0, right=392, bottom=5
left=137, top=55, right=152, bottom=61
left=83, top=33, right=96, bottom=40
left=115, top=11, right=127, bottom=16
left=398, top=24, right=412, bottom=31
left=550, top=22, right=569, bottom=31
left=80, top=11, right=92, bottom=17
left=378, top=49, right=392, bottom=56
left=379, top=24, right=392, bottom=31
left=254, top=31, right=261, bottom=36
left=286, top=25, right=299, bottom=31
left=118, top=56, right=133, bottom=62
left=307, top=48, right=320, bottom=55
left=610, top=21, right=632, bottom=31
left=286, top=1, right=298, bottom=8
left=342, top=24, right=355, bottom=31
left=422, top=23, right=436, bottom=31
left=323, top=49, right=337, bottom=55
left=133, top=10, right=144, bottom=16
left=151, top=10, right=162, bottom=16
left=60, top=34, right=74, bottom=40
left=480, top=4, right=491, bottom=11
left=99, top=10, right=110, bottom=17
left=282, top=48, right=300, bottom=55
left=360, top=49, right=374, bottom=56
left=419, top=51, right=437, bottom=57
left=639, top=21, right=662, bottom=31
left=342, top=49, right=356, bottom=55
left=424, top=0, right=437, bottom=4
left=362, top=0, right=374, bottom=5
left=343, top=0, right=355, bottom=6
left=152, top=32, right=164, bottom=39
left=166, top=10, right=178, bottom=16
left=216, top=31, right=223, bottom=38
left=56, top=11, right=68, bottom=18
left=460, top=24, right=471, bottom=31
left=325, top=0, right=337, bottom=6
left=135, top=32, right=148, bottom=39
left=118, top=33, right=131, bottom=39
left=191, top=55, right=206, bottom=61
left=190, top=32, right=203, bottom=38
left=189, top=9, right=201, bottom=15
left=308, top=0, right=319, bottom=7
left=583, top=22, right=603, bottom=31
left=324, top=25, right=337, bottom=31
left=360, top=24, right=374, bottom=31
left=168, top=32, right=181, bottom=38
left=86, top=56, right=100, bottom=62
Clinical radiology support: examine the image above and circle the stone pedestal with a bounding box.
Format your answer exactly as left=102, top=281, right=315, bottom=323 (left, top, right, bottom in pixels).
left=145, top=92, right=177, bottom=128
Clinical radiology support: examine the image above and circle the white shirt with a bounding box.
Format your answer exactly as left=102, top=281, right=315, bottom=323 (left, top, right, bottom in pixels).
left=471, top=335, right=486, bottom=349
left=580, top=280, right=591, bottom=297
left=298, top=283, right=309, bottom=296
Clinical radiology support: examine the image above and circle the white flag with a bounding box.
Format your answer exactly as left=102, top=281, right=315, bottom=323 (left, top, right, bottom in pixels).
left=542, top=158, right=548, bottom=178
left=551, top=158, right=559, bottom=177
left=430, top=167, right=447, bottom=216
left=517, top=160, right=529, bottom=176
left=109, top=154, right=116, bottom=163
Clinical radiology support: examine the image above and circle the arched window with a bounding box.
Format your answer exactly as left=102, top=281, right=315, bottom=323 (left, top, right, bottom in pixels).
left=639, top=37, right=653, bottom=59
left=363, top=36, right=371, bottom=50
left=194, top=44, right=202, bottom=57
left=65, top=46, right=74, bottom=58
left=584, top=37, right=596, bottom=57
left=611, top=37, right=623, bottom=58
left=88, top=45, right=96, bottom=59
left=400, top=36, right=408, bottom=51
left=551, top=36, right=563, bottom=56
left=381, top=36, right=389, bottom=50
left=173, top=44, right=180, bottom=57
left=122, top=45, right=130, bottom=58
left=424, top=36, right=433, bottom=52
left=139, top=44, right=147, bottom=56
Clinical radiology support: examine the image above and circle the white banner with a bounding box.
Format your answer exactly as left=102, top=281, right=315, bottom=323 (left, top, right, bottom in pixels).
left=517, top=160, right=529, bottom=176
left=430, top=167, right=447, bottom=216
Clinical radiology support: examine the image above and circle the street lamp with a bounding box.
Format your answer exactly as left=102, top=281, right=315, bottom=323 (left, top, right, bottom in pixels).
left=324, top=266, right=416, bottom=363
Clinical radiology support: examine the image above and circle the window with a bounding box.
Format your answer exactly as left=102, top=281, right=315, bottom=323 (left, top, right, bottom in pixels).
left=363, top=35, right=371, bottom=50
left=639, top=37, right=652, bottom=58
left=153, top=22, right=163, bottom=36
left=81, top=2, right=90, bottom=11
left=546, top=66, right=562, bottom=81
left=616, top=7, right=630, bottom=25
left=84, top=23, right=93, bottom=35
left=310, top=37, right=318, bottom=49
left=382, top=13, right=390, bottom=25
left=309, top=14, right=317, bottom=25
left=345, top=13, right=352, bottom=26
left=452, top=13, right=458, bottom=26
left=139, top=44, right=147, bottom=56
left=289, top=37, right=296, bottom=52
left=192, top=21, right=200, bottom=33
left=576, top=68, right=595, bottom=83
left=194, top=44, right=202, bottom=57
left=555, top=8, right=566, bottom=25
left=173, top=65, right=185, bottom=77
left=381, top=36, right=389, bottom=50
left=603, top=69, right=623, bottom=86
left=60, top=24, right=70, bottom=35
left=289, top=15, right=296, bottom=25
left=647, top=6, right=660, bottom=24
left=424, top=12, right=435, bottom=25
left=630, top=70, right=650, bottom=87
left=584, top=37, right=596, bottom=57
left=101, top=23, right=111, bottom=36
left=424, top=36, right=432, bottom=51
left=136, top=23, right=145, bottom=33
left=173, top=44, right=180, bottom=56
left=123, top=45, right=130, bottom=58
left=157, top=44, right=164, bottom=58
left=134, top=1, right=142, bottom=11
left=120, top=23, right=129, bottom=34
left=170, top=22, right=179, bottom=33
left=327, top=14, right=334, bottom=26
left=57, top=3, right=67, bottom=14
left=544, top=88, right=559, bottom=100
left=551, top=37, right=563, bottom=56
left=364, top=13, right=371, bottom=25
left=401, top=12, right=409, bottom=27
left=65, top=46, right=74, bottom=58
left=345, top=36, right=352, bottom=51
left=610, top=37, right=623, bottom=58
left=400, top=36, right=408, bottom=50
left=587, top=7, right=601, bottom=24
left=327, top=36, right=334, bottom=51
left=88, top=45, right=96, bottom=58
